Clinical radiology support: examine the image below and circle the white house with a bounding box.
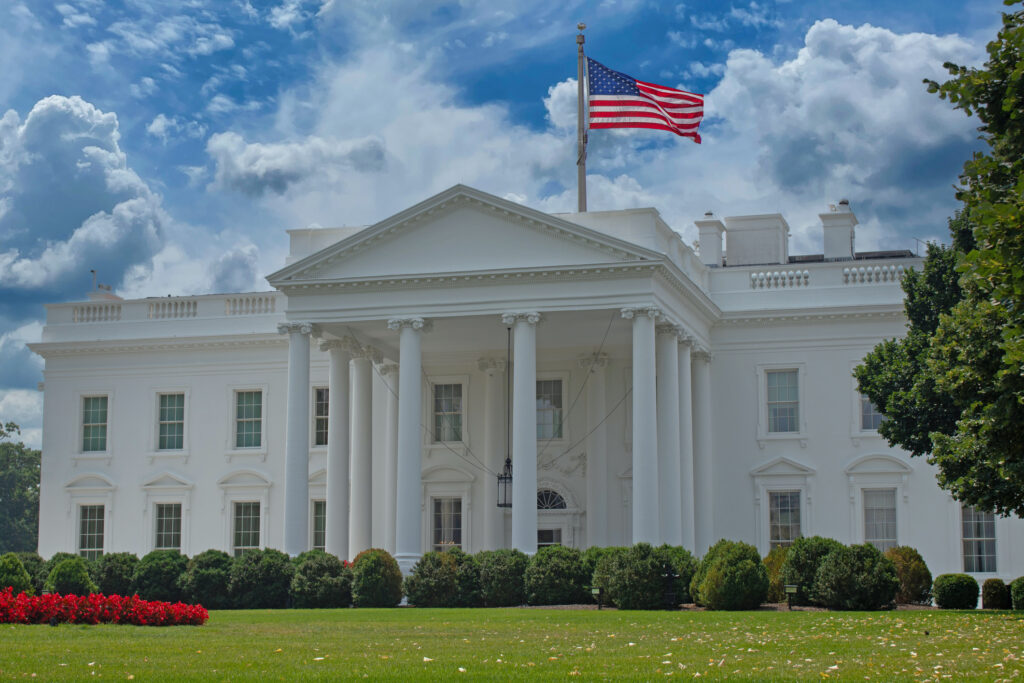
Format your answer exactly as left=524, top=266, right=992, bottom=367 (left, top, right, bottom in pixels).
left=30, top=184, right=1024, bottom=581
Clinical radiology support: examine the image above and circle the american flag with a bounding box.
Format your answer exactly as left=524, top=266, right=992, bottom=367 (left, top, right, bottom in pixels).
left=587, top=58, right=704, bottom=143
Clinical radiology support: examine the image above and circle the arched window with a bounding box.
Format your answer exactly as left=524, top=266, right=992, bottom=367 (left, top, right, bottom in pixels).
left=537, top=489, right=567, bottom=510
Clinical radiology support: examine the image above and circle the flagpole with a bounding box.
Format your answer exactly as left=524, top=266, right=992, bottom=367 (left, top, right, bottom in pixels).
left=576, top=23, right=587, bottom=213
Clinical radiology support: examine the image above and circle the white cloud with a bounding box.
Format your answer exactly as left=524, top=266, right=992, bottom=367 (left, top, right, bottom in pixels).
left=269, top=0, right=309, bottom=30
left=56, top=3, right=97, bottom=28
left=146, top=114, right=206, bottom=143
left=729, top=2, right=781, bottom=29
left=685, top=62, right=726, bottom=79
left=130, top=76, right=158, bottom=99
left=0, top=389, right=43, bottom=448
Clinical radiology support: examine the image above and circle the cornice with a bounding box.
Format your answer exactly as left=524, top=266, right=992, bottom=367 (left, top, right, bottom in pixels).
left=29, top=334, right=287, bottom=358
left=716, top=305, right=905, bottom=326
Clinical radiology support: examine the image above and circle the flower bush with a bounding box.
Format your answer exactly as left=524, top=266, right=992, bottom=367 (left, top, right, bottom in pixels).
left=0, top=587, right=208, bottom=626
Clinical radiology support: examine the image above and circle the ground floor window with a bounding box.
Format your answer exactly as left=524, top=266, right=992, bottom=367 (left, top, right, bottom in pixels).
left=312, top=500, right=326, bottom=551
left=432, top=497, right=462, bottom=551
left=78, top=504, right=104, bottom=560
left=962, top=505, right=996, bottom=573
left=863, top=488, right=897, bottom=552
left=233, top=501, right=260, bottom=556
left=154, top=503, right=182, bottom=551
left=537, top=529, right=562, bottom=547
left=768, top=490, right=801, bottom=549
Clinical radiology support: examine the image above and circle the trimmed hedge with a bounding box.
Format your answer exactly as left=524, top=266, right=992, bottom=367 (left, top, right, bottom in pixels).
left=657, top=545, right=698, bottom=606
left=525, top=545, right=588, bottom=606
left=884, top=546, right=932, bottom=605
left=14, top=553, right=44, bottom=595
left=0, top=553, right=33, bottom=595
left=45, top=557, right=97, bottom=596
left=763, top=545, right=788, bottom=603
left=229, top=548, right=295, bottom=609
left=932, top=573, right=979, bottom=609
left=132, top=550, right=188, bottom=603
left=40, top=553, right=80, bottom=593
left=180, top=549, right=234, bottom=609
left=477, top=549, right=529, bottom=607
left=813, top=544, right=898, bottom=610
left=449, top=548, right=483, bottom=607
left=351, top=548, right=402, bottom=607
left=982, top=578, right=1011, bottom=610
left=291, top=550, right=352, bottom=608
left=780, top=536, right=843, bottom=606
left=606, top=543, right=666, bottom=610
left=404, top=552, right=458, bottom=607
left=1011, top=577, right=1024, bottom=610
left=588, top=547, right=629, bottom=607
left=93, top=552, right=139, bottom=597
left=691, top=539, right=768, bottom=611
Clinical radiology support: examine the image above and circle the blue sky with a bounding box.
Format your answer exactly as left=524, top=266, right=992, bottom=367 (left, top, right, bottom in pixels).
left=0, top=0, right=1005, bottom=446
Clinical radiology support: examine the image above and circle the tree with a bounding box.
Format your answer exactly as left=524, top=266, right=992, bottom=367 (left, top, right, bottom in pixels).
left=0, top=422, right=41, bottom=553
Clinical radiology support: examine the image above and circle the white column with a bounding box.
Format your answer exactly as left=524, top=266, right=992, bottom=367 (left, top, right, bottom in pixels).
left=692, top=348, right=714, bottom=554
left=656, top=324, right=682, bottom=546
left=502, top=312, right=541, bottom=555
left=479, top=358, right=507, bottom=551
left=622, top=306, right=660, bottom=545
left=677, top=338, right=696, bottom=551
left=348, top=344, right=379, bottom=559
left=321, top=339, right=352, bottom=559
left=389, top=317, right=428, bottom=574
left=380, top=363, right=400, bottom=555
left=278, top=321, right=312, bottom=557
left=581, top=353, right=608, bottom=548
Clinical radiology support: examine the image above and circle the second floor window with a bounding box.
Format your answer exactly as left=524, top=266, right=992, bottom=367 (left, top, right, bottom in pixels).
left=860, top=394, right=884, bottom=431
left=433, top=383, right=462, bottom=442
left=158, top=393, right=185, bottom=450
left=766, top=370, right=799, bottom=433
left=235, top=391, right=262, bottom=448
left=536, top=379, right=563, bottom=439
left=82, top=396, right=108, bottom=452
left=314, top=388, right=329, bottom=446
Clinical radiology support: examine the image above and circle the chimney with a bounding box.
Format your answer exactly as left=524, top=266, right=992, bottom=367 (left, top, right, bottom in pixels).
left=694, top=211, right=725, bottom=267
left=820, top=198, right=857, bottom=261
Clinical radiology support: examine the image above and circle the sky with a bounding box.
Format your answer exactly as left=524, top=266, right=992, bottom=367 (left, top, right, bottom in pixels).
left=0, top=0, right=1006, bottom=448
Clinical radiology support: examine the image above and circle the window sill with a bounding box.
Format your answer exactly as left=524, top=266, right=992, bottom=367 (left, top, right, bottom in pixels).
left=73, top=453, right=112, bottom=466
left=147, top=451, right=190, bottom=464
left=757, top=433, right=807, bottom=449
left=226, top=449, right=267, bottom=462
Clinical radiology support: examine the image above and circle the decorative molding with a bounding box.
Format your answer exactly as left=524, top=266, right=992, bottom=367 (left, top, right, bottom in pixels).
left=500, top=311, right=542, bottom=325
left=750, top=270, right=810, bottom=289
left=379, top=363, right=400, bottom=378
left=477, top=358, right=507, bottom=373
left=277, top=321, right=313, bottom=335
left=718, top=308, right=904, bottom=326
left=692, top=347, right=712, bottom=361
left=577, top=353, right=609, bottom=369
left=387, top=317, right=432, bottom=332
left=620, top=305, right=663, bottom=321
left=30, top=335, right=287, bottom=358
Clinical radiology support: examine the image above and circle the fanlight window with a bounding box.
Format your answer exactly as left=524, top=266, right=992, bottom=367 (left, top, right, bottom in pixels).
left=537, top=489, right=567, bottom=510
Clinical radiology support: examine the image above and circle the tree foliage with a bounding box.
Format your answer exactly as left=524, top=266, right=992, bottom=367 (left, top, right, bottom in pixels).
left=0, top=422, right=41, bottom=554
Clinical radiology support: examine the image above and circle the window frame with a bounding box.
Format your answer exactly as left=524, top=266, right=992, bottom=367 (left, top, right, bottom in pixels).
left=423, top=375, right=470, bottom=452
left=536, top=371, right=570, bottom=444
left=961, top=504, right=998, bottom=574
left=312, top=386, right=329, bottom=449
left=311, top=499, right=327, bottom=551
left=156, top=390, right=188, bottom=452
left=431, top=382, right=464, bottom=444
left=78, top=503, right=105, bottom=560
left=79, top=393, right=111, bottom=455
left=226, top=384, right=268, bottom=459
left=153, top=502, right=183, bottom=551
left=756, top=363, right=806, bottom=445
left=232, top=501, right=262, bottom=557
left=767, top=490, right=802, bottom=550
left=862, top=487, right=898, bottom=552
left=430, top=496, right=463, bottom=552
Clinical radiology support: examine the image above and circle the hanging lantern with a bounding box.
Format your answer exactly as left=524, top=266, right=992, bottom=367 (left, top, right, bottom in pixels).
left=497, top=457, right=512, bottom=508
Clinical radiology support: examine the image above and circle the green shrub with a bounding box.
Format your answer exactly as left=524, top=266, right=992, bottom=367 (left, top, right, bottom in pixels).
left=477, top=549, right=529, bottom=607
left=351, top=548, right=403, bottom=607
left=132, top=550, right=188, bottom=602
left=40, top=552, right=80, bottom=593
left=45, top=557, right=97, bottom=595
left=780, top=536, right=844, bottom=606
left=606, top=543, right=665, bottom=610
left=813, top=544, right=898, bottom=610
left=982, top=578, right=1011, bottom=609
left=763, top=545, right=789, bottom=603
left=883, top=546, right=932, bottom=604
left=691, top=539, right=768, bottom=611
left=229, top=548, right=296, bottom=609
left=1010, top=577, right=1024, bottom=610
left=180, top=549, right=234, bottom=609
left=0, top=553, right=34, bottom=594
left=587, top=547, right=629, bottom=606
left=932, top=573, right=979, bottom=609
left=655, top=545, right=699, bottom=605
left=290, top=550, right=352, bottom=608
left=448, top=547, right=483, bottom=608
left=404, top=552, right=457, bottom=607
left=524, top=545, right=588, bottom=605
left=14, top=552, right=44, bottom=595
left=92, top=552, right=138, bottom=596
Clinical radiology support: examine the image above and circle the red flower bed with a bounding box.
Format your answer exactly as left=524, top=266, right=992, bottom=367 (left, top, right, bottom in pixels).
left=0, top=587, right=208, bottom=626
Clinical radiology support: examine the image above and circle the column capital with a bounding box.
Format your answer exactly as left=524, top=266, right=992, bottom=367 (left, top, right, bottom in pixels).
left=277, top=321, right=314, bottom=336
left=501, top=311, right=542, bottom=326
left=387, top=317, right=432, bottom=332
left=477, top=358, right=507, bottom=374
left=692, top=346, right=713, bottom=361
left=620, top=305, right=663, bottom=321
left=319, top=338, right=349, bottom=353
left=577, top=353, right=609, bottom=369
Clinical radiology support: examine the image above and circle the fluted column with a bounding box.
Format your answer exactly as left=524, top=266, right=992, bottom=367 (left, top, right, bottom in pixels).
left=502, top=312, right=541, bottom=555
left=389, top=317, right=429, bottom=574
left=581, top=353, right=608, bottom=548
left=321, top=338, right=353, bottom=559
left=656, top=324, right=682, bottom=546
left=677, top=337, right=695, bottom=551
left=348, top=342, right=380, bottom=559
left=278, top=321, right=313, bottom=557
left=692, top=347, right=714, bottom=554
left=380, top=363, right=400, bottom=555
left=622, top=306, right=661, bottom=545
left=479, top=358, right=507, bottom=550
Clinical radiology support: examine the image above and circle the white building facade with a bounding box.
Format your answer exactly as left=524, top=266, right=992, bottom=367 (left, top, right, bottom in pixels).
left=31, top=185, right=1024, bottom=581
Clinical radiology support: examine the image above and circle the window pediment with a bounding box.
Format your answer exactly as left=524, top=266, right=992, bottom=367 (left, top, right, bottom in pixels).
left=750, top=457, right=815, bottom=478
left=65, top=473, right=116, bottom=492
left=142, top=471, right=194, bottom=491
left=844, top=454, right=912, bottom=475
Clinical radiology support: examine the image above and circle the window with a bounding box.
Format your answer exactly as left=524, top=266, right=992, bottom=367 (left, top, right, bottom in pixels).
left=860, top=394, right=884, bottom=431
left=431, top=497, right=462, bottom=551
left=433, top=384, right=462, bottom=442
left=962, top=505, right=996, bottom=573
left=537, top=529, right=562, bottom=547
left=154, top=503, right=182, bottom=550
left=768, top=491, right=801, bottom=549
left=314, top=388, right=329, bottom=446
left=863, top=488, right=897, bottom=551
left=158, top=393, right=185, bottom=450
left=235, top=391, right=262, bottom=448
left=312, top=500, right=326, bottom=551
left=536, top=379, right=563, bottom=439
left=766, top=370, right=799, bottom=433
left=537, top=489, right=567, bottom=510
left=233, top=501, right=260, bottom=556
left=82, top=396, right=108, bottom=452
left=78, top=504, right=104, bottom=559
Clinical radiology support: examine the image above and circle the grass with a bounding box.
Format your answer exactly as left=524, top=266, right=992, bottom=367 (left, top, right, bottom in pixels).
left=1, top=608, right=1023, bottom=680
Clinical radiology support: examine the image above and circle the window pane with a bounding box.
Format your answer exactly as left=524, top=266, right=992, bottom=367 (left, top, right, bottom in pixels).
left=863, top=488, right=897, bottom=551
left=861, top=394, right=884, bottom=431
left=433, top=384, right=462, bottom=442
left=432, top=497, right=462, bottom=551
left=158, top=393, right=185, bottom=450
left=766, top=371, right=798, bottom=433
left=82, top=396, right=108, bottom=451
left=536, top=379, right=563, bottom=439
left=79, top=505, right=104, bottom=560
left=962, top=505, right=996, bottom=572
left=314, top=388, right=329, bottom=446
left=769, top=491, right=801, bottom=549
left=235, top=391, right=262, bottom=448
left=538, top=529, right=562, bottom=547
left=155, top=503, right=182, bottom=550
left=233, top=501, right=260, bottom=556
left=312, top=500, right=326, bottom=551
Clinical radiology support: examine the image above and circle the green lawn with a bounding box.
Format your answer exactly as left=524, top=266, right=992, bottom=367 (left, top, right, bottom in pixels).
left=1, top=608, right=1022, bottom=680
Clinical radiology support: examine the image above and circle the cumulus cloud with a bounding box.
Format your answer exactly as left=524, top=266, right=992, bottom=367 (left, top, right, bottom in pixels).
left=0, top=389, right=43, bottom=448
left=56, top=3, right=96, bottom=28
left=210, top=243, right=261, bottom=292
left=146, top=114, right=206, bottom=143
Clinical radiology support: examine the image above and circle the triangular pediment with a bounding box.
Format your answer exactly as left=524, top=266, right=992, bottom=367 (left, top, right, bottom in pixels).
left=217, top=470, right=271, bottom=488
left=142, top=471, right=194, bottom=490
left=309, top=468, right=326, bottom=485
left=268, top=185, right=660, bottom=285
left=750, top=457, right=816, bottom=477
left=844, top=454, right=912, bottom=475
left=65, top=473, right=115, bottom=491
